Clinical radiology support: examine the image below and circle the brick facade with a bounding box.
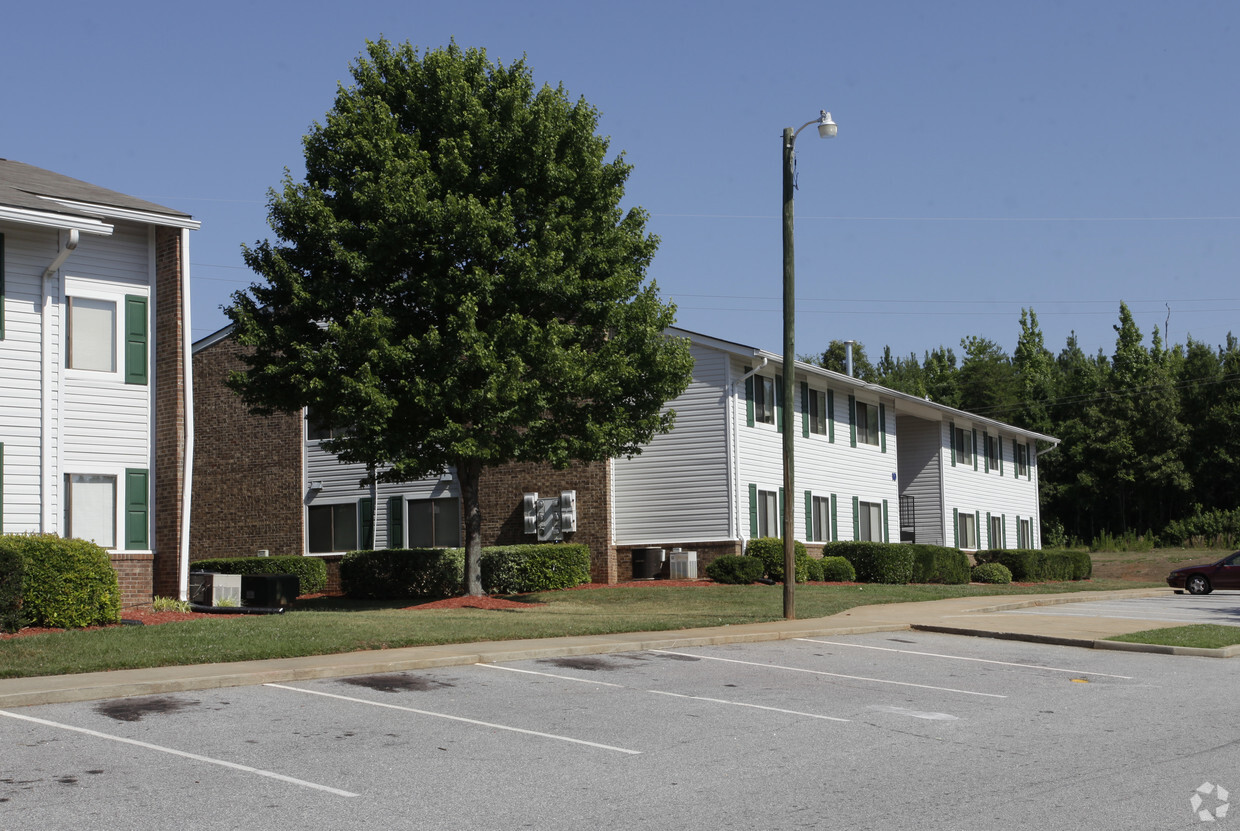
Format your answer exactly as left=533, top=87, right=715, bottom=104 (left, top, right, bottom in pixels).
left=110, top=552, right=155, bottom=611
left=151, top=228, right=187, bottom=600
left=190, top=336, right=304, bottom=562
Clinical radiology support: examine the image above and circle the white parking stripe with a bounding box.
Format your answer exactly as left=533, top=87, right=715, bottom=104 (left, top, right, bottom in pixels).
left=479, top=663, right=849, bottom=722
left=265, top=683, right=641, bottom=755
left=651, top=650, right=1006, bottom=698
left=0, top=709, right=358, bottom=797
left=796, top=638, right=1134, bottom=679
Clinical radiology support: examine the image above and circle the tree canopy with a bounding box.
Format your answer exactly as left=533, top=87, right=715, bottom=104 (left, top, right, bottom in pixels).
left=228, top=38, right=692, bottom=593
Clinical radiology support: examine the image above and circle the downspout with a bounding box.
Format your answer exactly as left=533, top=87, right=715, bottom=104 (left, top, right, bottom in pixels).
left=42, top=229, right=79, bottom=532
left=179, top=228, right=194, bottom=601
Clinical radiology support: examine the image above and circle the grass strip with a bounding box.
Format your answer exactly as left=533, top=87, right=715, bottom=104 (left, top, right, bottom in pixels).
left=1106, top=624, right=1240, bottom=650
left=1, top=579, right=1150, bottom=679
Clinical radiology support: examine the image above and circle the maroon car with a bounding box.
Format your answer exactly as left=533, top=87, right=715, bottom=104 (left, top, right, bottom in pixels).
left=1167, top=551, right=1240, bottom=595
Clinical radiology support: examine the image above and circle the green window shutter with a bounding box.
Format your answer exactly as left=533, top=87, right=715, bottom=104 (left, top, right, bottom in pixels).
left=1002, top=514, right=1007, bottom=549
left=748, top=483, right=758, bottom=537
left=830, top=494, right=839, bottom=541
left=949, top=422, right=956, bottom=466
left=124, top=295, right=148, bottom=385
left=387, top=496, right=404, bottom=549
left=953, top=508, right=960, bottom=548
left=882, top=499, right=889, bottom=543
left=804, top=490, right=813, bottom=539
left=778, top=487, right=786, bottom=534
left=852, top=496, right=860, bottom=541
left=744, top=367, right=755, bottom=427
left=1026, top=443, right=1033, bottom=480
left=975, top=511, right=981, bottom=548
left=982, top=432, right=990, bottom=473
left=1016, top=515, right=1023, bottom=548
left=0, top=233, right=6, bottom=340
left=359, top=498, right=375, bottom=550
left=827, top=389, right=836, bottom=443
left=879, top=403, right=887, bottom=453
left=972, top=429, right=979, bottom=471
left=985, top=511, right=992, bottom=548
left=800, top=382, right=809, bottom=437
left=124, top=468, right=149, bottom=549
left=999, top=438, right=1004, bottom=475
left=848, top=395, right=857, bottom=447
left=775, top=374, right=784, bottom=433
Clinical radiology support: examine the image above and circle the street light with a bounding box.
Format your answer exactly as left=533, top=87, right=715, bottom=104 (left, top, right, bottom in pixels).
left=782, top=109, right=836, bottom=620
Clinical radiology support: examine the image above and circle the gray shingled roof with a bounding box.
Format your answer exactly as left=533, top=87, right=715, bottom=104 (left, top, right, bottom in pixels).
left=0, top=158, right=192, bottom=221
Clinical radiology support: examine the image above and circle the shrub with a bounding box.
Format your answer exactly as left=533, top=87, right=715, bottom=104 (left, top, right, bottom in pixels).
left=0, top=545, right=25, bottom=633
left=192, top=555, right=327, bottom=596
left=480, top=544, right=591, bottom=594
left=909, top=544, right=971, bottom=585
left=0, top=533, right=120, bottom=628
left=971, top=562, right=1013, bottom=584
left=805, top=557, right=825, bottom=582
left=705, top=555, right=764, bottom=585
left=340, top=548, right=464, bottom=599
left=819, top=556, right=856, bottom=582
left=744, top=537, right=810, bottom=582
left=822, top=541, right=913, bottom=584
left=1160, top=506, right=1240, bottom=549
left=972, top=549, right=1091, bottom=582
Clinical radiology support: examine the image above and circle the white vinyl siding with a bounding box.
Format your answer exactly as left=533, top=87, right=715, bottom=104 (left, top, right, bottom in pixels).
left=943, top=422, right=1041, bottom=550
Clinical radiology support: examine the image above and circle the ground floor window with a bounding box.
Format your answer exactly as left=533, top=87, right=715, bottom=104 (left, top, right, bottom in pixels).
left=958, top=511, right=978, bottom=549
left=756, top=489, right=779, bottom=538
left=810, top=495, right=831, bottom=542
left=408, top=497, right=462, bottom=548
left=65, top=474, right=116, bottom=548
left=858, top=500, right=883, bottom=542
left=989, top=515, right=1003, bottom=549
left=1018, top=518, right=1032, bottom=549
left=308, top=503, right=359, bottom=553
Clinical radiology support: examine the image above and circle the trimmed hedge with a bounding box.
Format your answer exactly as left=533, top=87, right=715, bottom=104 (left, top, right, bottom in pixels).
left=909, top=544, right=971, bottom=585
left=819, top=556, right=856, bottom=582
left=0, top=533, right=120, bottom=628
left=192, top=556, right=327, bottom=596
left=973, top=549, right=1091, bottom=582
left=705, top=554, right=765, bottom=585
left=480, top=544, right=591, bottom=594
left=745, top=537, right=810, bottom=582
left=971, top=562, right=1013, bottom=584
left=822, top=541, right=914, bottom=584
left=805, top=557, right=825, bottom=582
left=0, top=545, right=25, bottom=633
left=340, top=548, right=464, bottom=599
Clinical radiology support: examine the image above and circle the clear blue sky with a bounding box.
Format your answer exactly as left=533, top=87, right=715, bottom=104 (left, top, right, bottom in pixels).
left=4, top=0, right=1237, bottom=364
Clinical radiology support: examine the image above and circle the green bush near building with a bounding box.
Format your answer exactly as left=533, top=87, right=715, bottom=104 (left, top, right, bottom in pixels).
left=822, top=541, right=914, bottom=584
left=745, top=537, right=810, bottom=582
left=480, top=544, right=591, bottom=594
left=192, top=555, right=327, bottom=596
left=0, top=533, right=120, bottom=629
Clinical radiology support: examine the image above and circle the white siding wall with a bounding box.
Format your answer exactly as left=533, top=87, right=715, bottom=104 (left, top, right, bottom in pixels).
left=0, top=224, right=58, bottom=531
left=940, top=421, right=1042, bottom=549
left=734, top=358, right=899, bottom=545
left=895, top=415, right=944, bottom=546
left=612, top=342, right=732, bottom=544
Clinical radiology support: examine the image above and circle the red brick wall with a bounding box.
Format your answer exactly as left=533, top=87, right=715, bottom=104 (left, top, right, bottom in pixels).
left=190, top=336, right=304, bottom=562
left=477, top=460, right=617, bottom=583
left=152, top=229, right=186, bottom=600
left=110, top=552, right=154, bottom=611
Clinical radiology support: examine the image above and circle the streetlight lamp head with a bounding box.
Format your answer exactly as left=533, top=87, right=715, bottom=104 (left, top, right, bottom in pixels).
left=817, top=110, right=838, bottom=139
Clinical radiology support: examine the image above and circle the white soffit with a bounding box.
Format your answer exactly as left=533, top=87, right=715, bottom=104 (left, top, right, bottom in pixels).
left=37, top=195, right=202, bottom=230
left=0, top=204, right=113, bottom=235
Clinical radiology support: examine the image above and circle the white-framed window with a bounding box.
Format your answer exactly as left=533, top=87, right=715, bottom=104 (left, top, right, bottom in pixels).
left=959, top=511, right=978, bottom=549
left=757, top=489, right=778, bottom=538
left=985, top=434, right=1000, bottom=472
left=990, top=515, right=1004, bottom=549
left=308, top=502, right=359, bottom=553
left=1018, top=518, right=1032, bottom=549
left=808, top=389, right=827, bottom=435
left=858, top=500, right=883, bottom=542
left=955, top=426, right=973, bottom=466
left=65, top=473, right=116, bottom=548
left=66, top=296, right=117, bottom=373
left=755, top=376, right=775, bottom=425
left=810, top=495, right=831, bottom=542
left=408, top=497, right=462, bottom=548
left=855, top=401, right=880, bottom=446
left=1016, top=443, right=1029, bottom=477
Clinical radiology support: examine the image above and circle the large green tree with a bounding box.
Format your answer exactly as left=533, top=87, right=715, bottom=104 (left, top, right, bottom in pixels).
left=228, top=39, right=692, bottom=594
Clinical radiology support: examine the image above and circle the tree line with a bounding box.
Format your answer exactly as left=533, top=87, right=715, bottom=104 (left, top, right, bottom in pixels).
left=808, top=304, right=1240, bottom=546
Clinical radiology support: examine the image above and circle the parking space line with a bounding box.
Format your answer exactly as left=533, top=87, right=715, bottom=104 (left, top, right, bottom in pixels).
left=652, top=650, right=1006, bottom=698
left=0, top=709, right=358, bottom=797
left=264, top=683, right=641, bottom=755
left=796, top=638, right=1134, bottom=679
left=479, top=663, right=849, bottom=722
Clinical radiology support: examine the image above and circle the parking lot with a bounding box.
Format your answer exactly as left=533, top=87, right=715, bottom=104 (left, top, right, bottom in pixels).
left=3, top=631, right=1236, bottom=830
left=1001, top=591, right=1240, bottom=627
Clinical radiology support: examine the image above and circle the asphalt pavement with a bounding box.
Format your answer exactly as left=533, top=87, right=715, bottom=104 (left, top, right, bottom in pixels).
left=2, top=586, right=1234, bottom=710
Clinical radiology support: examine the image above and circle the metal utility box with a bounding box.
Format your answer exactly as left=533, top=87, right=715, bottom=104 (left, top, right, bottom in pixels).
left=668, top=549, right=698, bottom=580
left=630, top=547, right=665, bottom=580
left=241, top=574, right=300, bottom=608
left=188, top=572, right=242, bottom=606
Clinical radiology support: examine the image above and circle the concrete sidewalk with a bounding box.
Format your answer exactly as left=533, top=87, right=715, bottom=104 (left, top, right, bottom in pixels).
left=1, top=587, right=1228, bottom=709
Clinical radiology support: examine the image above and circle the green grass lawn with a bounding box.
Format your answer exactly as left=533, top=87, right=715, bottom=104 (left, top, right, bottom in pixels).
left=1107, top=624, right=1240, bottom=650
left=1, top=579, right=1143, bottom=679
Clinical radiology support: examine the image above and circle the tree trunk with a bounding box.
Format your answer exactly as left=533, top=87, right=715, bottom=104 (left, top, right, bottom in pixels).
left=458, top=456, right=484, bottom=596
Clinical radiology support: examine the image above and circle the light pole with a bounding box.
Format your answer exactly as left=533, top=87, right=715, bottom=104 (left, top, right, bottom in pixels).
left=782, top=109, right=836, bottom=620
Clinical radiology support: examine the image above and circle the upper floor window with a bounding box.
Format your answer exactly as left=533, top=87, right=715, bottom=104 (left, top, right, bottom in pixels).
left=855, top=401, right=880, bottom=446
left=67, top=297, right=116, bottom=372
left=306, top=406, right=345, bottom=441
left=808, top=389, right=827, bottom=435
left=985, top=434, right=1000, bottom=471
left=955, top=426, right=973, bottom=466
left=754, top=376, right=775, bottom=425
left=1016, top=443, right=1029, bottom=477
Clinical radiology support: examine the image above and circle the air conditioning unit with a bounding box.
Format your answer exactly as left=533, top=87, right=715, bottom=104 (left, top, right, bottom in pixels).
left=188, top=572, right=242, bottom=606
